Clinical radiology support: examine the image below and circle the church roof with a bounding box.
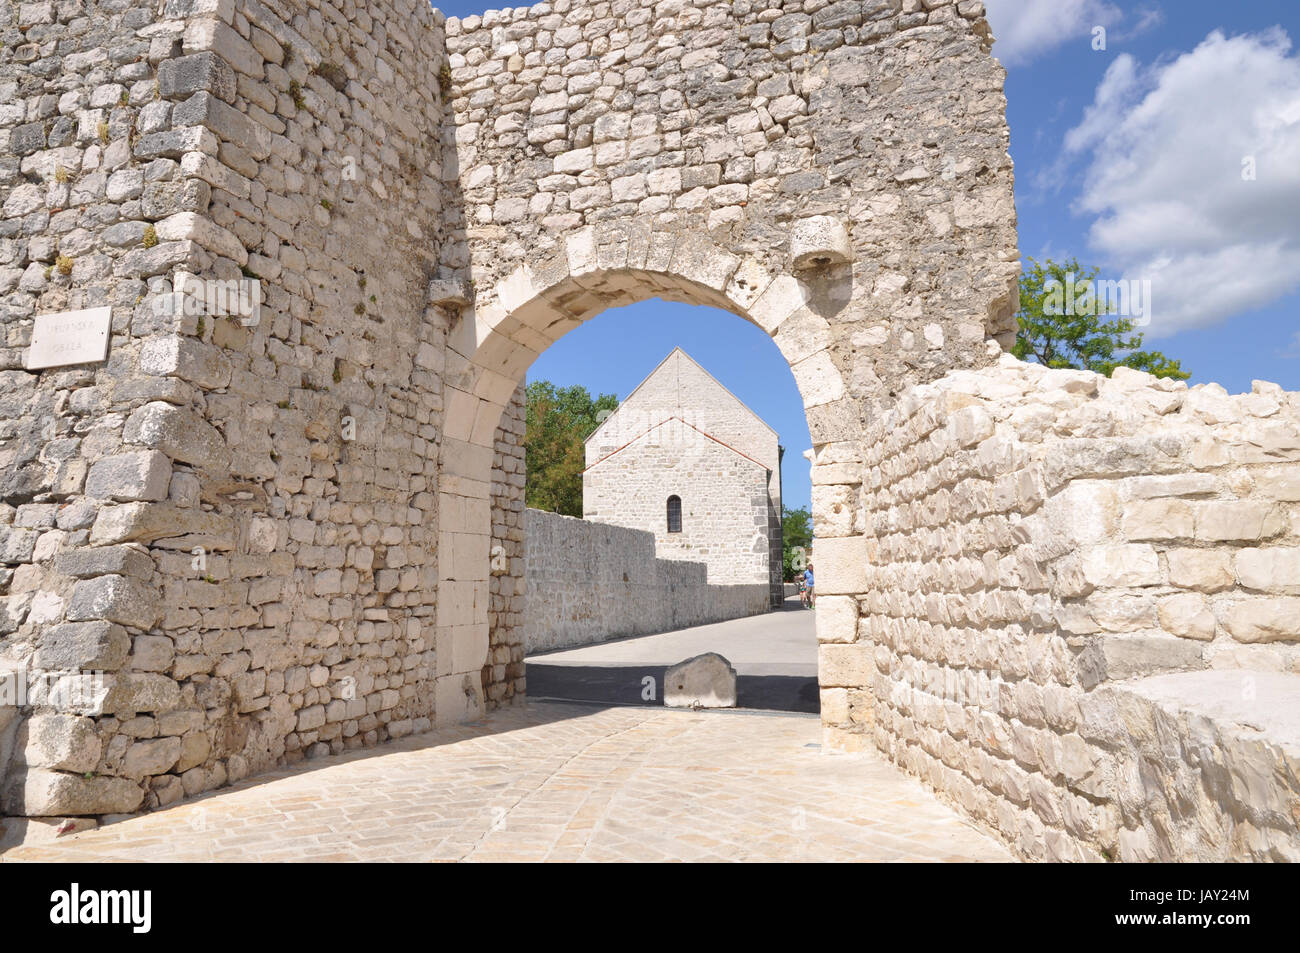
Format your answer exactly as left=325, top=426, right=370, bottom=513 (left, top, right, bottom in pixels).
left=583, top=414, right=771, bottom=473
left=585, top=346, right=777, bottom=449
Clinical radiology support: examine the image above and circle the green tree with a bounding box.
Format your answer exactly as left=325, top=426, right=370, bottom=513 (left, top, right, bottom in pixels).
left=524, top=380, right=619, bottom=516
left=781, top=504, right=812, bottom=582
left=1013, top=257, right=1189, bottom=380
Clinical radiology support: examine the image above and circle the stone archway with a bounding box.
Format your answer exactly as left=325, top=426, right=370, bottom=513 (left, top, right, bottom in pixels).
left=434, top=228, right=864, bottom=722
left=431, top=0, right=1021, bottom=731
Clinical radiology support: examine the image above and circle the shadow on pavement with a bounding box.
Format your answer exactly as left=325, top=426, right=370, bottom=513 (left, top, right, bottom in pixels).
left=525, top=663, right=820, bottom=714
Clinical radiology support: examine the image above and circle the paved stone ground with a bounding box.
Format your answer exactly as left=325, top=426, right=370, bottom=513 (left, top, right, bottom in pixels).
left=0, top=702, right=1012, bottom=862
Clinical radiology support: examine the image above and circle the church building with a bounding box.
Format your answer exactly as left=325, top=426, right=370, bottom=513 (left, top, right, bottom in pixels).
left=582, top=348, right=784, bottom=609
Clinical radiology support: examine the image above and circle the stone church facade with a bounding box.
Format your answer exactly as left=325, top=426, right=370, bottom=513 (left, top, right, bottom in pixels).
left=583, top=348, right=784, bottom=608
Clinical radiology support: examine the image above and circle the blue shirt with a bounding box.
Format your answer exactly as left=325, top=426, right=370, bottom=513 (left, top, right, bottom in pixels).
left=803, top=569, right=814, bottom=588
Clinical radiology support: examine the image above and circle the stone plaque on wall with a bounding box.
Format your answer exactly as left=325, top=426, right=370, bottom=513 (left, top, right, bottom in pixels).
left=25, top=306, right=112, bottom=370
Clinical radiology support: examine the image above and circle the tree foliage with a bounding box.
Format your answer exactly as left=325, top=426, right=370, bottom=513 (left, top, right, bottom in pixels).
left=781, top=504, right=812, bottom=582
left=524, top=380, right=619, bottom=517
left=1012, top=257, right=1189, bottom=380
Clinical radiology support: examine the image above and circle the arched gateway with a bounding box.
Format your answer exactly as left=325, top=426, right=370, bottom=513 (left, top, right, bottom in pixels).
left=4, top=0, right=1296, bottom=863
left=434, top=0, right=1019, bottom=718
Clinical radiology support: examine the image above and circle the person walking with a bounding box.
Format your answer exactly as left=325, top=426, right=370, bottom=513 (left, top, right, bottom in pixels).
left=802, top=563, right=815, bottom=609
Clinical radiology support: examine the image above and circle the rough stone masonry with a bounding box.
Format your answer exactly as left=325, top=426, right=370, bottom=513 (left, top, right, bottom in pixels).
left=0, top=0, right=1295, bottom=862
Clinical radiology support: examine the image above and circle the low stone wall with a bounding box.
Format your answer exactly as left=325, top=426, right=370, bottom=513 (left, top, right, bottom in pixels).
left=817, top=355, right=1300, bottom=861
left=524, top=508, right=769, bottom=654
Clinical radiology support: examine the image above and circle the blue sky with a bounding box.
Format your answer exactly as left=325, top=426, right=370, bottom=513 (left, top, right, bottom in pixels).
left=438, top=0, right=1300, bottom=511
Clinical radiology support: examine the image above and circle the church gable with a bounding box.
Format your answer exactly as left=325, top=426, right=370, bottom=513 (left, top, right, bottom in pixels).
left=585, top=348, right=778, bottom=472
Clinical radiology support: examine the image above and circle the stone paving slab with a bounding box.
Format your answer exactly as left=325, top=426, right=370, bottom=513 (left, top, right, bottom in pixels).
left=0, top=702, right=1013, bottom=863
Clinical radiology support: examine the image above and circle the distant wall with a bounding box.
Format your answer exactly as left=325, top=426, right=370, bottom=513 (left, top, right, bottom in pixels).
left=524, top=508, right=768, bottom=654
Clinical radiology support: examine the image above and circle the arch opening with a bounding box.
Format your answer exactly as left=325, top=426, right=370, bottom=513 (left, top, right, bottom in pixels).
left=434, top=239, right=866, bottom=724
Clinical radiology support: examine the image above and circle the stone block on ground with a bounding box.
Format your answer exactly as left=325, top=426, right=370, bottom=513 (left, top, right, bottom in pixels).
left=664, top=652, right=737, bottom=709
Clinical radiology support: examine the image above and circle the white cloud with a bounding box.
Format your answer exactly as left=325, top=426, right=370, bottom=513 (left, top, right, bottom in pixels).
left=983, top=0, right=1122, bottom=66
left=1063, top=29, right=1300, bottom=336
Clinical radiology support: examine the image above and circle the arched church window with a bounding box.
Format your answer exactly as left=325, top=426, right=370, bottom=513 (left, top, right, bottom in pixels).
left=667, top=495, right=682, bottom=533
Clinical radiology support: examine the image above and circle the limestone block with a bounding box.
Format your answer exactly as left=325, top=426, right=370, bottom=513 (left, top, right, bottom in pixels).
left=85, top=450, right=172, bottom=502
left=1194, top=501, right=1285, bottom=542
left=33, top=621, right=131, bottom=671
left=0, top=526, right=38, bottom=564
left=451, top=622, right=489, bottom=673
left=5, top=769, right=143, bottom=817
left=130, top=634, right=176, bottom=672
left=66, top=576, right=160, bottom=631
left=1095, top=634, right=1206, bottom=681
left=174, top=730, right=210, bottom=774
left=950, top=405, right=994, bottom=448
left=747, top=275, right=809, bottom=333
left=121, top=736, right=181, bottom=778
left=791, top=351, right=845, bottom=407
left=819, top=643, right=874, bottom=687
left=807, top=535, right=867, bottom=594
left=1157, top=593, right=1216, bottom=641
left=434, top=672, right=484, bottom=726
left=157, top=51, right=236, bottom=102
left=1219, top=598, right=1300, bottom=643
left=816, top=687, right=848, bottom=725
left=55, top=545, right=154, bottom=580
left=1121, top=499, right=1194, bottom=541
left=1080, top=544, right=1160, bottom=589
left=814, top=595, right=857, bottom=643
left=772, top=308, right=831, bottom=366
left=1254, top=467, right=1300, bottom=502
left=1235, top=548, right=1300, bottom=594
left=110, top=674, right=182, bottom=715
left=20, top=713, right=102, bottom=773
left=1166, top=549, right=1234, bottom=593
left=139, top=335, right=232, bottom=389
left=789, top=215, right=852, bottom=270
left=1128, top=473, right=1218, bottom=499
left=1045, top=481, right=1118, bottom=546
left=90, top=502, right=233, bottom=546
left=664, top=653, right=737, bottom=708
left=428, top=278, right=471, bottom=306
left=123, top=401, right=230, bottom=471
left=154, top=212, right=248, bottom=266
left=183, top=18, right=267, bottom=76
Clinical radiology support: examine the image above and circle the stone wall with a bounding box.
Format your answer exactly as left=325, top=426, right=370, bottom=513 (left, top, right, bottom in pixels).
left=817, top=354, right=1300, bottom=861
left=485, top=382, right=525, bottom=707
left=525, top=506, right=769, bottom=654
left=440, top=0, right=1020, bottom=433
left=1, top=0, right=453, bottom=818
